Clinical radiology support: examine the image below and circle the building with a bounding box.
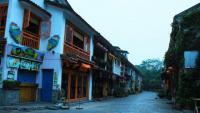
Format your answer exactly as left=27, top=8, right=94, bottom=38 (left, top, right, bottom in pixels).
left=0, top=0, right=142, bottom=105
left=164, top=3, right=200, bottom=107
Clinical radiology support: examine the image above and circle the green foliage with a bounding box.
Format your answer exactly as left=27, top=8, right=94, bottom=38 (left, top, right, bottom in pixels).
left=3, top=80, right=21, bottom=90
left=164, top=9, right=200, bottom=108
left=136, top=59, right=163, bottom=90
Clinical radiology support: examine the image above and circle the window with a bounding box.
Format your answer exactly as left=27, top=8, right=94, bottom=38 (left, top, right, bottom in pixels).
left=65, top=24, right=90, bottom=54
left=22, top=9, right=43, bottom=49
left=73, top=31, right=84, bottom=49
left=24, top=13, right=41, bottom=36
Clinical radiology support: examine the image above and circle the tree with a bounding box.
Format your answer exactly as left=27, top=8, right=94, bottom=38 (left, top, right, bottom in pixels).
left=136, top=59, right=163, bottom=90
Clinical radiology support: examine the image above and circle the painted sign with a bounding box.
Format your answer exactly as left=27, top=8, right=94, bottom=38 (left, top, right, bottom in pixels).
left=0, top=67, right=2, bottom=86
left=10, top=45, right=44, bottom=62
left=7, top=56, right=41, bottom=71
left=9, top=22, right=22, bottom=44
left=31, top=62, right=40, bottom=71
left=20, top=59, right=32, bottom=70
left=47, top=35, right=60, bottom=51
left=7, top=57, right=20, bottom=68
left=7, top=68, right=17, bottom=80
left=184, top=51, right=199, bottom=69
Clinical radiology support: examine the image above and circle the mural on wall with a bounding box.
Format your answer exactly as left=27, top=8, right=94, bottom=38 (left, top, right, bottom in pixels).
left=7, top=56, right=41, bottom=71
left=31, top=62, right=40, bottom=71
left=10, top=45, right=44, bottom=62
left=47, top=35, right=60, bottom=51
left=7, top=57, right=20, bottom=68
left=20, top=59, right=31, bottom=70
left=7, top=68, right=17, bottom=80
left=9, top=22, right=22, bottom=44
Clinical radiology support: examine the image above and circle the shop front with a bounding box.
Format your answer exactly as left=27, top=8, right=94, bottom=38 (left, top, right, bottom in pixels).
left=61, top=55, right=90, bottom=102
left=6, top=44, right=44, bottom=103
left=92, top=69, right=114, bottom=99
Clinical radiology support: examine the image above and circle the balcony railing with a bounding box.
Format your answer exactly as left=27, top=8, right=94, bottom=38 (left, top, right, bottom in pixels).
left=22, top=31, right=39, bottom=49
left=64, top=42, right=90, bottom=62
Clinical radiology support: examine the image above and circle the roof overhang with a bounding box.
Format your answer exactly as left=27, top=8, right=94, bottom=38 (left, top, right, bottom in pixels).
left=19, top=0, right=51, bottom=20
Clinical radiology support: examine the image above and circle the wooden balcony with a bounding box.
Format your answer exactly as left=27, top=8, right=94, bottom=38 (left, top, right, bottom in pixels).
left=22, top=31, right=39, bottom=49
left=64, top=43, right=90, bottom=62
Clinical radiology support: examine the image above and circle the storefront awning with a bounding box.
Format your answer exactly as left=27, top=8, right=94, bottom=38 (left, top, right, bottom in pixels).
left=19, top=0, right=51, bottom=20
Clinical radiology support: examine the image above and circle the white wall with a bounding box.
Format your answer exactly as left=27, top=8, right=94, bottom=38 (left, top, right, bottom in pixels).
left=41, top=6, right=66, bottom=54
left=113, top=59, right=121, bottom=76
left=40, top=52, right=62, bottom=89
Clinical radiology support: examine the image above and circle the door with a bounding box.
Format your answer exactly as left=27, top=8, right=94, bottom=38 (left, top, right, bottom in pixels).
left=41, top=69, right=54, bottom=102
left=18, top=69, right=37, bottom=102
left=70, top=74, right=76, bottom=99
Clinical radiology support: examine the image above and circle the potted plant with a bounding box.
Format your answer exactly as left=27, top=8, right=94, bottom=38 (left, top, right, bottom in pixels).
left=3, top=80, right=21, bottom=90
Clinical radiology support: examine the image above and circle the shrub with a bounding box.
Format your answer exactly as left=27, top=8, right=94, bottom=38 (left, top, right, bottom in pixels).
left=3, top=80, right=21, bottom=90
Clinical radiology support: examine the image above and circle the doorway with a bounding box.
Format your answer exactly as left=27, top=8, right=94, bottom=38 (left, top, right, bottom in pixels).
left=41, top=69, right=54, bottom=102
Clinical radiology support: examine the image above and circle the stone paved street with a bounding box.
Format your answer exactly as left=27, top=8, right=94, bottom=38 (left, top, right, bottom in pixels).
left=0, top=92, right=193, bottom=113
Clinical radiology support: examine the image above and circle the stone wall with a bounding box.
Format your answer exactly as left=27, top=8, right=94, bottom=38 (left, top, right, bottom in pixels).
left=0, top=89, right=20, bottom=106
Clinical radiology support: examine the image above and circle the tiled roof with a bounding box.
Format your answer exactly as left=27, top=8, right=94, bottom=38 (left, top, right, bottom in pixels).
left=45, top=0, right=73, bottom=11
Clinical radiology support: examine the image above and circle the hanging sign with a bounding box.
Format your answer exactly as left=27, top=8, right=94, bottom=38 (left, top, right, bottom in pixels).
left=7, top=57, right=20, bottom=68
left=10, top=45, right=44, bottom=62
left=20, top=59, right=31, bottom=70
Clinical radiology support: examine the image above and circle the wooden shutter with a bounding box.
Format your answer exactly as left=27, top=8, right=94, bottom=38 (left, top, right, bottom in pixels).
left=40, top=20, right=51, bottom=38
left=84, top=36, right=90, bottom=53
left=65, top=26, right=73, bottom=44
left=23, top=9, right=30, bottom=28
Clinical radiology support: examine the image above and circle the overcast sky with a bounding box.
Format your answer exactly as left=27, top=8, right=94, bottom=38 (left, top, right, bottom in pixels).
left=67, top=0, right=199, bottom=65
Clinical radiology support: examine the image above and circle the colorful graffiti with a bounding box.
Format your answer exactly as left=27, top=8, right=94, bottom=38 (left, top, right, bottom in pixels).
left=10, top=45, right=44, bottom=62
left=7, top=68, right=17, bottom=80
left=47, top=35, right=60, bottom=51
left=9, top=22, right=22, bottom=44
left=20, top=59, right=31, bottom=70
left=7, top=57, right=20, bottom=68
left=7, top=57, right=41, bottom=71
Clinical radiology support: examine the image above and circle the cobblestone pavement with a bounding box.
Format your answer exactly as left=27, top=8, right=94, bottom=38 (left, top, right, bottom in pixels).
left=0, top=91, right=193, bottom=113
